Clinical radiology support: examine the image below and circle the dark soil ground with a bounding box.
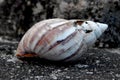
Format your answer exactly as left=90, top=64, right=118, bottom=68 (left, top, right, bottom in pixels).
left=0, top=38, right=120, bottom=80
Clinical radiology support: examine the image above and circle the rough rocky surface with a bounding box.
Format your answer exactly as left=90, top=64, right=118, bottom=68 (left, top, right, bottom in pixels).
left=0, top=38, right=120, bottom=80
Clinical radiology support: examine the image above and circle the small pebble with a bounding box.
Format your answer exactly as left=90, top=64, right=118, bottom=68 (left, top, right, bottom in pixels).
left=50, top=74, right=57, bottom=80
left=86, top=72, right=93, bottom=74
left=75, top=64, right=89, bottom=68
left=116, top=74, right=120, bottom=77
left=66, top=76, right=70, bottom=79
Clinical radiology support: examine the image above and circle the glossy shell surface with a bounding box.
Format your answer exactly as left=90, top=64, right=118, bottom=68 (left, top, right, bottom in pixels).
left=16, top=18, right=108, bottom=62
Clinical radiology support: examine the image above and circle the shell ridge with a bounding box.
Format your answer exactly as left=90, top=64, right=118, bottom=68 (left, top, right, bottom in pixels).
left=41, top=31, right=84, bottom=60
left=63, top=42, right=85, bottom=61
left=34, top=22, right=74, bottom=54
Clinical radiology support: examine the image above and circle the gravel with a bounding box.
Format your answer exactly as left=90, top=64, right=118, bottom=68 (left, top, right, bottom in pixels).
left=0, top=39, right=120, bottom=80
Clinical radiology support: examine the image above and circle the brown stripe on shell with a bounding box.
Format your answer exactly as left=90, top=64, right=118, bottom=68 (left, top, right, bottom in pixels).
left=29, top=23, right=48, bottom=48
left=18, top=22, right=48, bottom=55
left=34, top=22, right=73, bottom=53
left=32, top=20, right=71, bottom=51
left=48, top=32, right=77, bottom=51
left=28, top=19, right=62, bottom=49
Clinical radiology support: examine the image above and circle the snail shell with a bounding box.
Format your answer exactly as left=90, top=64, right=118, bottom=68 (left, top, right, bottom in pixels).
left=15, top=18, right=108, bottom=62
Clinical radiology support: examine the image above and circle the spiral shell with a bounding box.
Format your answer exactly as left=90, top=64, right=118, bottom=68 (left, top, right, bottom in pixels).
left=15, top=18, right=108, bottom=62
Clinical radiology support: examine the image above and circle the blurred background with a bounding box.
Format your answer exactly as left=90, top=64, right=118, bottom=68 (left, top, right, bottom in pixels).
left=0, top=0, right=120, bottom=48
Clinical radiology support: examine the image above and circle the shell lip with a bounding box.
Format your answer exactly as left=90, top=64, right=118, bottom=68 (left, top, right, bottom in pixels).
left=16, top=52, right=38, bottom=59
